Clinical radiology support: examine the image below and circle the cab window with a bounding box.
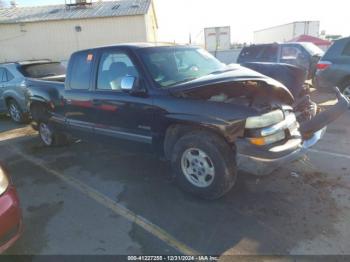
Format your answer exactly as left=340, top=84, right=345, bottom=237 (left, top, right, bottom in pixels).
left=97, top=52, right=139, bottom=91
left=69, top=52, right=93, bottom=90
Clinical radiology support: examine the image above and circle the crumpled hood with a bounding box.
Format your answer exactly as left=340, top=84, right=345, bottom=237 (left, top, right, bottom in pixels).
left=169, top=64, right=295, bottom=105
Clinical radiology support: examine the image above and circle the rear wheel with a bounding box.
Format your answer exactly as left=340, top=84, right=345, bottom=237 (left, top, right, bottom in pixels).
left=340, top=79, right=350, bottom=99
left=171, top=130, right=237, bottom=199
left=7, top=100, right=27, bottom=123
left=38, top=121, right=68, bottom=147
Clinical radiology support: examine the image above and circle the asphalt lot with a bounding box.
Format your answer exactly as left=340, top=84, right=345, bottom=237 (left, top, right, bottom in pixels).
left=1, top=92, right=350, bottom=256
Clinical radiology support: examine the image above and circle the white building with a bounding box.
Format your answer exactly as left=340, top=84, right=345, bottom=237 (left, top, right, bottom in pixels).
left=254, top=21, right=320, bottom=44
left=0, top=0, right=158, bottom=62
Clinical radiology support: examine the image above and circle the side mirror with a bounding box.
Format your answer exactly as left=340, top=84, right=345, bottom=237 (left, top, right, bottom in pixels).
left=120, top=76, right=147, bottom=96
left=120, top=76, right=136, bottom=91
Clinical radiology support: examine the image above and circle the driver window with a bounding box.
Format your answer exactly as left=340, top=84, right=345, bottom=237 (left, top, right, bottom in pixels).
left=97, top=52, right=139, bottom=90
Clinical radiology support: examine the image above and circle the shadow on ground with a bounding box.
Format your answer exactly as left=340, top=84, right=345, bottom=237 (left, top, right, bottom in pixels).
left=1, top=134, right=342, bottom=255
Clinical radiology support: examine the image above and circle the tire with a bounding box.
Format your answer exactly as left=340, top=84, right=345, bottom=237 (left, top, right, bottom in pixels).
left=38, top=121, right=68, bottom=147
left=340, top=79, right=350, bottom=98
left=7, top=100, right=28, bottom=124
left=171, top=130, right=237, bottom=200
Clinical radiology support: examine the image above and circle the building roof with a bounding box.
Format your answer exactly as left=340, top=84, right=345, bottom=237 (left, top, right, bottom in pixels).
left=288, top=35, right=332, bottom=46
left=0, top=0, right=152, bottom=24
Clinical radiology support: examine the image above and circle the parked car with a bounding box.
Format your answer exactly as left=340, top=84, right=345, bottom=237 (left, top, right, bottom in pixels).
left=0, top=163, right=22, bottom=253
left=0, top=61, right=66, bottom=123
left=27, top=44, right=348, bottom=199
left=315, top=37, right=350, bottom=97
left=237, top=42, right=324, bottom=80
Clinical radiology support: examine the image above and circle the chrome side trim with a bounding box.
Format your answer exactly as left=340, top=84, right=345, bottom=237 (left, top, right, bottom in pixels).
left=94, top=127, right=152, bottom=144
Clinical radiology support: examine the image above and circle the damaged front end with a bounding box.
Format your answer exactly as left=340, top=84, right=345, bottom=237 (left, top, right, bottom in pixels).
left=171, top=66, right=349, bottom=176
left=237, top=87, right=349, bottom=176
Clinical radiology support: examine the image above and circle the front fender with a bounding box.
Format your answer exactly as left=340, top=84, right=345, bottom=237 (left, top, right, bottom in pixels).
left=163, top=112, right=246, bottom=143
left=3, top=88, right=28, bottom=112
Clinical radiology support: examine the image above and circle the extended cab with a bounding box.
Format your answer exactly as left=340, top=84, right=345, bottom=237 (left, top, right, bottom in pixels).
left=27, top=44, right=349, bottom=199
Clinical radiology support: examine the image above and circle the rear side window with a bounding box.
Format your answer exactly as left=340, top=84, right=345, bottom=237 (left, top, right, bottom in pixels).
left=238, top=46, right=262, bottom=61
left=69, top=52, right=93, bottom=90
left=260, top=45, right=278, bottom=61
left=6, top=69, right=14, bottom=81
left=342, top=42, right=350, bottom=56
left=0, top=68, right=13, bottom=82
left=0, top=68, right=5, bottom=82
left=20, top=63, right=66, bottom=78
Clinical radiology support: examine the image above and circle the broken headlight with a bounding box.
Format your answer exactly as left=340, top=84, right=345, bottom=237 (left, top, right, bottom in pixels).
left=245, top=110, right=284, bottom=129
left=248, top=131, right=286, bottom=146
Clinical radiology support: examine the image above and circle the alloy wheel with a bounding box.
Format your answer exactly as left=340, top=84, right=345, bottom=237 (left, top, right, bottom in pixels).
left=181, top=148, right=215, bottom=188
left=39, top=123, right=53, bottom=146
left=9, top=103, right=21, bottom=122
left=342, top=85, right=350, bottom=99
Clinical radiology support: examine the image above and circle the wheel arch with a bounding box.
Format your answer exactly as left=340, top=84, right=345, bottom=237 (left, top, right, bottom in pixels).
left=4, top=96, right=18, bottom=107
left=29, top=100, right=50, bottom=122
left=162, top=123, right=238, bottom=160
left=338, top=75, right=350, bottom=89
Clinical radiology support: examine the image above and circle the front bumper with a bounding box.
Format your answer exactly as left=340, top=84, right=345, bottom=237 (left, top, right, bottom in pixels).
left=236, top=87, right=349, bottom=176
left=0, top=186, right=22, bottom=254
left=237, top=127, right=326, bottom=176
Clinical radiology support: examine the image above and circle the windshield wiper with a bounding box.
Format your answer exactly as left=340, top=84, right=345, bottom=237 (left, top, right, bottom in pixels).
left=40, top=73, right=57, bottom=78
left=209, top=68, right=234, bottom=75
left=168, top=77, right=197, bottom=87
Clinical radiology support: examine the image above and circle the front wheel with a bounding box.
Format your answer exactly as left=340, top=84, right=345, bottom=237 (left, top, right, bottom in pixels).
left=171, top=131, right=237, bottom=199
left=38, top=122, right=68, bottom=147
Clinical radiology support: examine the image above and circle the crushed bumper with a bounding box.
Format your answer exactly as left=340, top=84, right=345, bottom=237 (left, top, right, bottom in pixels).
left=0, top=186, right=22, bottom=254
left=237, top=87, right=349, bottom=176
left=237, top=127, right=326, bottom=176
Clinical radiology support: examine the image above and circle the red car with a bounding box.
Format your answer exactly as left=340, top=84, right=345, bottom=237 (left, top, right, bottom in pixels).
left=0, top=164, right=22, bottom=253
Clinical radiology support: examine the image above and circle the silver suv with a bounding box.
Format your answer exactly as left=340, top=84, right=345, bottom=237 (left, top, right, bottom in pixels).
left=0, top=61, right=66, bottom=123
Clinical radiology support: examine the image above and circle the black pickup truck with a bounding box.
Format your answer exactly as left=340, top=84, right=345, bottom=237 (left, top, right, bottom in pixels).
left=27, top=43, right=349, bottom=199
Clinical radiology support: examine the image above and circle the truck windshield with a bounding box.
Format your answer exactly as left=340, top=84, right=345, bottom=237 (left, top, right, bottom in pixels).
left=139, top=47, right=226, bottom=88
left=19, top=62, right=66, bottom=78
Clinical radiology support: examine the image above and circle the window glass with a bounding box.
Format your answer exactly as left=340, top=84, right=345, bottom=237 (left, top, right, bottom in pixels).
left=0, top=68, right=5, bottom=82
left=281, top=46, right=301, bottom=60
left=260, top=45, right=278, bottom=61
left=70, top=52, right=93, bottom=90
left=238, top=46, right=263, bottom=60
left=20, top=63, right=66, bottom=78
left=139, top=47, right=226, bottom=88
left=342, top=42, right=350, bottom=56
left=4, top=69, right=14, bottom=82
left=97, top=52, right=138, bottom=90
left=301, top=43, right=324, bottom=56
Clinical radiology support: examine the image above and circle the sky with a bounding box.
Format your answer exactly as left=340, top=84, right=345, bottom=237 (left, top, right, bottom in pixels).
left=3, top=0, right=349, bottom=44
